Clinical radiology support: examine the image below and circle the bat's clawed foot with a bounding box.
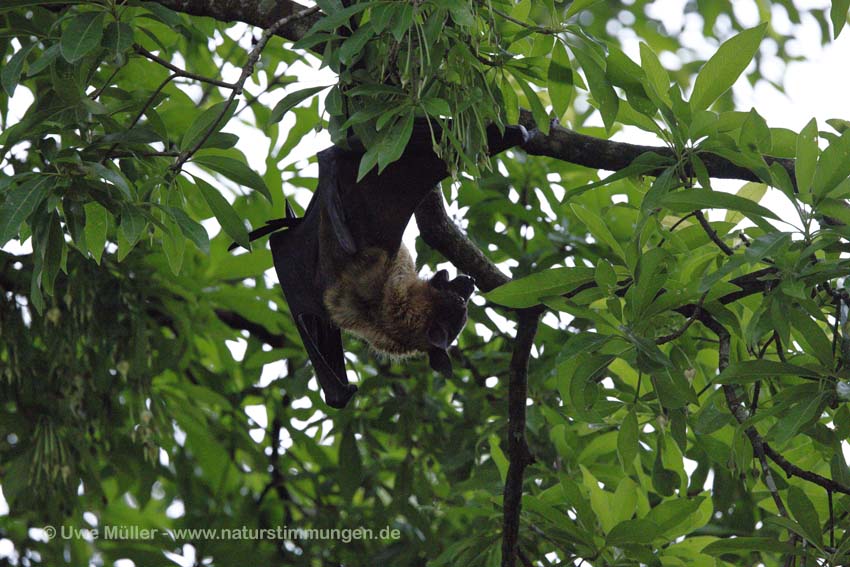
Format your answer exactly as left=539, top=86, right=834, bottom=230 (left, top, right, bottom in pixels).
left=324, top=383, right=358, bottom=409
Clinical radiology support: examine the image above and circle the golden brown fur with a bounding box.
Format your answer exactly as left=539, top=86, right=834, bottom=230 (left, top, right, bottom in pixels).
left=323, top=245, right=441, bottom=357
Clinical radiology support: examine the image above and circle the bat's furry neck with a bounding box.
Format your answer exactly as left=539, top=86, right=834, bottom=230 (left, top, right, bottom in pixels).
left=323, top=245, right=436, bottom=358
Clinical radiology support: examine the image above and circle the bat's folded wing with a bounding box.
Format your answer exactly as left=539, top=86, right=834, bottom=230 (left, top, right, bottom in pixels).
left=270, top=228, right=357, bottom=409
left=296, top=313, right=357, bottom=409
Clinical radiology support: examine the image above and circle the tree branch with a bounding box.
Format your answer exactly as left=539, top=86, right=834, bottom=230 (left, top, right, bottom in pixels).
left=145, top=2, right=802, bottom=189
left=519, top=111, right=797, bottom=186
left=415, top=188, right=509, bottom=293
left=151, top=0, right=320, bottom=43
left=695, top=210, right=735, bottom=256
left=134, top=44, right=238, bottom=89
left=697, top=312, right=850, bottom=497
left=215, top=309, right=286, bottom=348
left=171, top=4, right=320, bottom=170
left=501, top=308, right=542, bottom=567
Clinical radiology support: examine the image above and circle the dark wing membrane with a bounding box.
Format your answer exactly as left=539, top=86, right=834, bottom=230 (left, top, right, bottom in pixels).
left=317, top=147, right=357, bottom=255
left=270, top=219, right=357, bottom=409
left=296, top=313, right=357, bottom=409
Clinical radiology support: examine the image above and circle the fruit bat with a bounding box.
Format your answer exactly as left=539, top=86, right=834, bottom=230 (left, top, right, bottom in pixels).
left=239, top=121, right=528, bottom=408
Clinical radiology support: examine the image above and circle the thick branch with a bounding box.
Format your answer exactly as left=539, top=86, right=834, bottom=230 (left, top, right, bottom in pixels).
left=415, top=189, right=509, bottom=293
left=146, top=2, right=803, bottom=189
left=151, top=0, right=319, bottom=43
left=519, top=111, right=797, bottom=185
left=501, top=308, right=541, bottom=567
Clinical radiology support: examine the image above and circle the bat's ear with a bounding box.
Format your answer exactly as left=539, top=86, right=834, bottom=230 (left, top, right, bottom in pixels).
left=427, top=324, right=453, bottom=377
left=429, top=269, right=450, bottom=289
left=448, top=275, right=475, bottom=301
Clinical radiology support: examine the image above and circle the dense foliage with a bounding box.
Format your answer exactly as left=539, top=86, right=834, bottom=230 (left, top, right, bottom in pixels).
left=2, top=0, right=850, bottom=566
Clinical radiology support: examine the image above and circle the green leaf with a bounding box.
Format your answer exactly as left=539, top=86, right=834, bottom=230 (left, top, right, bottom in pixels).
left=168, top=207, right=210, bottom=254
left=716, top=360, right=821, bottom=385
left=376, top=111, right=414, bottom=172
left=739, top=108, right=771, bottom=153
left=488, top=435, right=508, bottom=483
left=60, top=11, right=105, bottom=63
left=570, top=203, right=626, bottom=260
left=38, top=214, right=64, bottom=296
left=646, top=497, right=708, bottom=537
left=88, top=162, right=133, bottom=200
left=702, top=537, right=797, bottom=556
left=638, top=42, right=670, bottom=106
left=572, top=47, right=619, bottom=131
left=484, top=267, right=595, bottom=308
left=268, top=86, right=330, bottom=124
left=84, top=201, right=108, bottom=264
left=391, top=2, right=413, bottom=41
left=500, top=74, right=520, bottom=124
left=28, top=43, right=61, bottom=76
left=119, top=205, right=146, bottom=248
left=0, top=175, right=51, bottom=246
left=768, top=392, right=828, bottom=446
left=606, top=519, right=659, bottom=545
left=514, top=71, right=550, bottom=136
left=1, top=43, right=35, bottom=97
left=162, top=217, right=185, bottom=275
left=724, top=182, right=767, bottom=224
left=180, top=101, right=236, bottom=152
left=813, top=129, right=850, bottom=197
left=617, top=409, right=638, bottom=468
left=658, top=188, right=780, bottom=221
left=568, top=152, right=673, bottom=199
left=690, top=23, right=768, bottom=111
left=192, top=155, right=271, bottom=202
left=788, top=307, right=833, bottom=366
left=103, top=21, right=134, bottom=55
left=564, top=0, right=604, bottom=18
left=788, top=486, right=823, bottom=546
left=594, top=259, right=617, bottom=290
left=193, top=177, right=249, bottom=249
left=548, top=41, right=573, bottom=120
left=338, top=25, right=373, bottom=66
left=831, top=0, right=850, bottom=38
left=338, top=426, right=362, bottom=501
left=356, top=147, right=381, bottom=182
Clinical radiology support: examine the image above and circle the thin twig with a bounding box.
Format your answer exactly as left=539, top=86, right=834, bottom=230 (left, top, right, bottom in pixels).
left=105, top=151, right=180, bottom=158
left=695, top=210, right=734, bottom=256
left=698, top=313, right=850, bottom=497
left=516, top=546, right=534, bottom=567
left=133, top=44, right=238, bottom=89
left=171, top=4, right=321, bottom=171
left=656, top=291, right=707, bottom=344
left=91, top=63, right=125, bottom=100
left=490, top=6, right=559, bottom=35
left=101, top=73, right=178, bottom=163
left=215, top=309, right=287, bottom=348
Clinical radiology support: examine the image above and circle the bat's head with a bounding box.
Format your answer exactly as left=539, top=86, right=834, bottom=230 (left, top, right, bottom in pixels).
left=425, top=270, right=475, bottom=377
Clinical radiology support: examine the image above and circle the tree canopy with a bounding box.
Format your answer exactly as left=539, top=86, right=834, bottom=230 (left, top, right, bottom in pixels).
left=2, top=1, right=850, bottom=566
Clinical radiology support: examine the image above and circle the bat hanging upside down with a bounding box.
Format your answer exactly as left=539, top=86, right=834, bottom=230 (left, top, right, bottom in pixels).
left=236, top=121, right=528, bottom=408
